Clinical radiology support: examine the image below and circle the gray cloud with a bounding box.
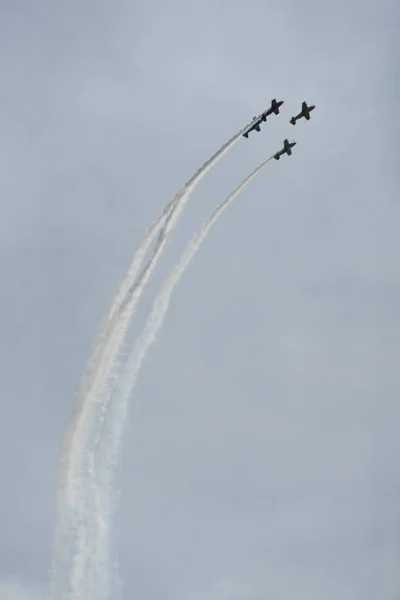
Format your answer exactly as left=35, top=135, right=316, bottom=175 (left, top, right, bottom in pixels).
left=0, top=0, right=399, bottom=598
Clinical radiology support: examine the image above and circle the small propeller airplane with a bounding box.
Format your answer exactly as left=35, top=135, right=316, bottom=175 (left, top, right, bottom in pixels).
left=242, top=98, right=284, bottom=138
left=260, top=98, right=284, bottom=120
left=273, top=139, right=297, bottom=160
left=290, top=101, right=315, bottom=125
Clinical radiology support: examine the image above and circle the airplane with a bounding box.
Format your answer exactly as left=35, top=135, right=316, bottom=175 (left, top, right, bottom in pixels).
left=242, top=115, right=263, bottom=138
left=273, top=138, right=297, bottom=160
left=242, top=98, right=284, bottom=138
left=260, top=98, right=284, bottom=121
left=290, top=101, right=315, bottom=125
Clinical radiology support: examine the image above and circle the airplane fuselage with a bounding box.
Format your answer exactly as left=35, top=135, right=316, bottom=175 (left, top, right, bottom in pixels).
left=261, top=99, right=284, bottom=120
left=273, top=148, right=286, bottom=160
left=274, top=139, right=296, bottom=160
left=298, top=105, right=315, bottom=119
left=242, top=117, right=262, bottom=138
left=290, top=104, right=315, bottom=124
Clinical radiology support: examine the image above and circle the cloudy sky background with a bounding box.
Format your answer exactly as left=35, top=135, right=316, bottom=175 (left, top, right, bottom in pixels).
left=0, top=0, right=399, bottom=598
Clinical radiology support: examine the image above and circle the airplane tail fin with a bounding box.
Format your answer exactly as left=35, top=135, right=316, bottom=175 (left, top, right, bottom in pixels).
left=242, top=132, right=249, bottom=138
left=290, top=117, right=296, bottom=125
left=274, top=155, right=280, bottom=161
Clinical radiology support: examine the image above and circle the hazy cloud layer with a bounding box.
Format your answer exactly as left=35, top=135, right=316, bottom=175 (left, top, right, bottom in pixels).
left=0, top=0, right=399, bottom=598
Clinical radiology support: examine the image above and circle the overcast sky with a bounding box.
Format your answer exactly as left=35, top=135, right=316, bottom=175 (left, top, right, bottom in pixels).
left=0, top=0, right=399, bottom=599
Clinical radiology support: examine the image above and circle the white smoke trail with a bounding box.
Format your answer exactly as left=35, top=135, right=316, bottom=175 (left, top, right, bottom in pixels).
left=79, top=117, right=254, bottom=403
left=77, top=201, right=175, bottom=400
left=50, top=119, right=254, bottom=600
left=119, top=153, right=274, bottom=397
left=67, top=123, right=252, bottom=599
left=97, top=153, right=276, bottom=559
left=48, top=207, right=173, bottom=600
left=93, top=117, right=254, bottom=383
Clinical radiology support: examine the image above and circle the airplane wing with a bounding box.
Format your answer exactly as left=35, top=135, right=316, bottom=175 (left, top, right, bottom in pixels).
left=287, top=148, right=292, bottom=155
left=305, top=112, right=310, bottom=120
left=302, top=101, right=307, bottom=111
left=255, top=124, right=261, bottom=132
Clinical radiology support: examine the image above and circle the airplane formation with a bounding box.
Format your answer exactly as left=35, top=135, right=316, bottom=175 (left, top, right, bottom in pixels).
left=242, top=98, right=316, bottom=160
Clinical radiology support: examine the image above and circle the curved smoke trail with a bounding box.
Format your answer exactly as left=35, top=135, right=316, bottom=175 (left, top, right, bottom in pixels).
left=119, top=153, right=274, bottom=402
left=67, top=122, right=252, bottom=598
left=48, top=202, right=174, bottom=600
left=77, top=200, right=175, bottom=401
left=94, top=153, right=276, bottom=584
left=50, top=119, right=255, bottom=600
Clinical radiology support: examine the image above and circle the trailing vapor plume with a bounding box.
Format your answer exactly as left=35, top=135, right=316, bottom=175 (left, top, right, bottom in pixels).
left=88, top=154, right=277, bottom=594
left=49, top=118, right=256, bottom=600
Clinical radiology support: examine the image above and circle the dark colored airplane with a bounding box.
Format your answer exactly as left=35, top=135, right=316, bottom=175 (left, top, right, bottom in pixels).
left=290, top=101, right=315, bottom=125
left=242, top=98, right=284, bottom=138
left=242, top=115, right=263, bottom=138
left=273, top=138, right=297, bottom=160
left=260, top=98, right=284, bottom=121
